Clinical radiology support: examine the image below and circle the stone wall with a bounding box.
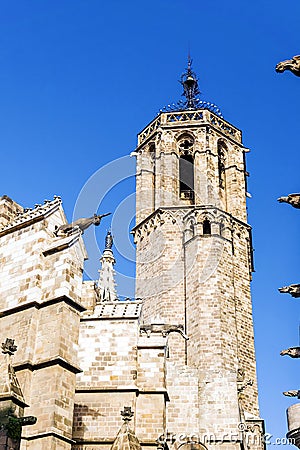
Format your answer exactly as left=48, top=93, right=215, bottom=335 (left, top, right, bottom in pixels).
left=0, top=198, right=86, bottom=449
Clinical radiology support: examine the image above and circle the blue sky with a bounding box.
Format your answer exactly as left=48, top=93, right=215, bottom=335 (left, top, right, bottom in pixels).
left=0, top=0, right=299, bottom=445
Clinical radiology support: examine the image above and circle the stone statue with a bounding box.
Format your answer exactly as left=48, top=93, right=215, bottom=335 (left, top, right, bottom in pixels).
left=55, top=213, right=111, bottom=236
left=237, top=369, right=253, bottom=394
left=283, top=390, right=300, bottom=398
left=276, top=55, right=300, bottom=77
left=278, top=194, right=300, bottom=209
left=280, top=347, right=300, bottom=358
left=278, top=284, right=300, bottom=298
left=105, top=230, right=113, bottom=249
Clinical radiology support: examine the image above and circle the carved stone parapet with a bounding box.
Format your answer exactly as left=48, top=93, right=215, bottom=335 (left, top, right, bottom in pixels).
left=0, top=196, right=62, bottom=237
left=137, top=110, right=242, bottom=148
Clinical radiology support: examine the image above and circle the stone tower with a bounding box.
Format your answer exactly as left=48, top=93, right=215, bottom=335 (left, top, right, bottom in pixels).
left=133, top=60, right=265, bottom=448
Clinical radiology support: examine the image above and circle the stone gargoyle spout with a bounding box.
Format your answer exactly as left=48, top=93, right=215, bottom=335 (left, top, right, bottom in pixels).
left=278, top=194, right=300, bottom=209
left=280, top=347, right=300, bottom=358
left=278, top=284, right=300, bottom=298
left=276, top=55, right=300, bottom=77
left=55, top=213, right=111, bottom=236
left=283, top=390, right=300, bottom=398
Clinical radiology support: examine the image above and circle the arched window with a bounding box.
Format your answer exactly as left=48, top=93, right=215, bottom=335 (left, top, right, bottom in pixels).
left=203, top=219, right=211, bottom=235
left=179, top=154, right=194, bottom=200
left=217, top=141, right=226, bottom=189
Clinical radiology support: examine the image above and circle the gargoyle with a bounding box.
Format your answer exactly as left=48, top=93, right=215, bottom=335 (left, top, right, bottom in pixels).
left=278, top=284, right=300, bottom=298
left=280, top=347, right=300, bottom=358
left=278, top=194, right=300, bottom=209
left=140, top=324, right=189, bottom=340
left=276, top=55, right=300, bottom=77
left=55, top=213, right=111, bottom=236
left=283, top=390, right=300, bottom=398
left=237, top=369, right=253, bottom=394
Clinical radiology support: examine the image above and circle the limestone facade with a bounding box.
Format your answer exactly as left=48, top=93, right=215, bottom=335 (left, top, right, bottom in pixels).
left=0, top=105, right=264, bottom=449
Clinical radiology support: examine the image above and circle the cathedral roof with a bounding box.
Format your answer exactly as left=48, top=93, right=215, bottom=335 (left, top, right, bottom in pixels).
left=0, top=196, right=62, bottom=237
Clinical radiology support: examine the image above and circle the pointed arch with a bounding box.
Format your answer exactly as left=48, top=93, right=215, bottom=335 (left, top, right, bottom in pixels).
left=177, top=133, right=195, bottom=155
left=177, top=133, right=195, bottom=201
left=203, top=218, right=211, bottom=235
left=179, top=154, right=194, bottom=199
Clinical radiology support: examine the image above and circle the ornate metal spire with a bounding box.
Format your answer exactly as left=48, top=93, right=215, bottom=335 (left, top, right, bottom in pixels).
left=180, top=55, right=200, bottom=109
left=159, top=57, right=223, bottom=117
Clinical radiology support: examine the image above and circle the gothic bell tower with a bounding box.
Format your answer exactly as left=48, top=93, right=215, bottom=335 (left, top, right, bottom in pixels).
left=133, top=60, right=265, bottom=448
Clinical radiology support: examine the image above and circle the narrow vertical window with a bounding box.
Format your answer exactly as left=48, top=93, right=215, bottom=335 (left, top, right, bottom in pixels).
left=179, top=154, right=194, bottom=200
left=178, top=136, right=194, bottom=201
left=203, top=219, right=211, bottom=235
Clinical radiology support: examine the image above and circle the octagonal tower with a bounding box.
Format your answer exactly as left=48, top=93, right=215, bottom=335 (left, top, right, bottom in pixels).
left=133, top=60, right=265, bottom=449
